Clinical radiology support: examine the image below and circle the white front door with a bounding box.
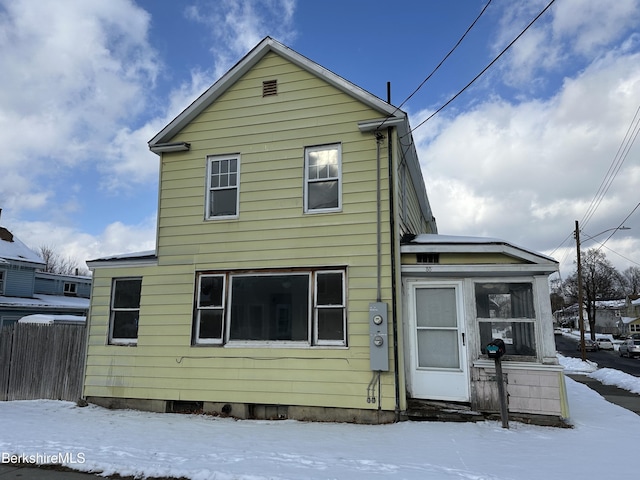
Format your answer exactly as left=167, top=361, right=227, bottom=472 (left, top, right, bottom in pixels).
left=407, top=282, right=469, bottom=402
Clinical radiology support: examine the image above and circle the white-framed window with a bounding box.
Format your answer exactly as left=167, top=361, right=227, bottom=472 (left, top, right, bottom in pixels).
left=475, top=282, right=537, bottom=359
left=64, top=282, right=77, bottom=296
left=195, top=274, right=225, bottom=344
left=314, top=271, right=346, bottom=345
left=0, top=269, right=5, bottom=295
left=304, top=144, right=341, bottom=213
left=109, top=278, right=142, bottom=345
left=193, top=269, right=346, bottom=346
left=206, top=154, right=239, bottom=219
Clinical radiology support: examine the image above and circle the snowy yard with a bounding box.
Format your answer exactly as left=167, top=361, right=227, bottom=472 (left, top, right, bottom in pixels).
left=0, top=355, right=638, bottom=480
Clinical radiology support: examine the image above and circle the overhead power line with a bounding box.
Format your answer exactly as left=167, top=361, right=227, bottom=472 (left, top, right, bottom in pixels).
left=549, top=103, right=640, bottom=266
left=580, top=103, right=640, bottom=230
left=405, top=0, right=557, bottom=136
left=377, top=0, right=493, bottom=131
left=397, top=1, right=493, bottom=111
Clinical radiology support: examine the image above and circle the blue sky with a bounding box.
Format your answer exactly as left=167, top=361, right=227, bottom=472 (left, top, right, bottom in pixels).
left=1, top=0, right=639, bottom=279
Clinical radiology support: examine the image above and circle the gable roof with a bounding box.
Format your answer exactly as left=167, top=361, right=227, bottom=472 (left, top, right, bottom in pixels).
left=149, top=37, right=404, bottom=149
left=148, top=37, right=437, bottom=232
left=0, top=226, right=45, bottom=267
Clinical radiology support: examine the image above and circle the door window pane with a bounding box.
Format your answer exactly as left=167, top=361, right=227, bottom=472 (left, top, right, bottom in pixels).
left=416, top=288, right=457, bottom=328
left=417, top=330, right=459, bottom=369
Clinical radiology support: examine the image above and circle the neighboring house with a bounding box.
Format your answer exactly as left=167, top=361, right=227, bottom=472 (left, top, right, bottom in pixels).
left=0, top=225, right=89, bottom=328
left=84, top=37, right=566, bottom=424
left=619, top=296, right=640, bottom=336
left=554, top=300, right=625, bottom=335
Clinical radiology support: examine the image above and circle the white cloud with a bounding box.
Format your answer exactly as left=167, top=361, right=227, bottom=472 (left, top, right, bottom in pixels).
left=0, top=0, right=160, bottom=213
left=416, top=47, right=640, bottom=276
left=10, top=216, right=157, bottom=270
left=184, top=0, right=297, bottom=78
left=489, top=0, right=640, bottom=91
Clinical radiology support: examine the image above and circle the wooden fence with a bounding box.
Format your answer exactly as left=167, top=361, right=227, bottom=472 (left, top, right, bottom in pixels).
left=0, top=323, right=86, bottom=401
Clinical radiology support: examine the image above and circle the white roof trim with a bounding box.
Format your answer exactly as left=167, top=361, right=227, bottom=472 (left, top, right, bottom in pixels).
left=402, top=263, right=559, bottom=276
left=402, top=234, right=558, bottom=266
left=358, top=117, right=406, bottom=132
left=86, top=250, right=157, bottom=269
left=149, top=37, right=403, bottom=148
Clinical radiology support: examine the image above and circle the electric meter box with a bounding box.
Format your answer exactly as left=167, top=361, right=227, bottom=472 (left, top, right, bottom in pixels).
left=369, top=302, right=389, bottom=371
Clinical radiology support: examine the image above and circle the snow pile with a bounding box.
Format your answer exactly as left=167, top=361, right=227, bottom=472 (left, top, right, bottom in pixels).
left=1, top=376, right=639, bottom=480
left=557, top=353, right=640, bottom=394
left=557, top=354, right=598, bottom=373
left=589, top=368, right=640, bottom=394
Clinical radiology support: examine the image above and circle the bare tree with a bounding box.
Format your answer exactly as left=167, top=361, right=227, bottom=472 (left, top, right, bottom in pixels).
left=36, top=245, right=87, bottom=275
left=564, top=249, right=625, bottom=339
left=622, top=266, right=640, bottom=295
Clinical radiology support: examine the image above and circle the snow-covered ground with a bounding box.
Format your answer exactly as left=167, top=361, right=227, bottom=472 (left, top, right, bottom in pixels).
left=0, top=355, right=638, bottom=480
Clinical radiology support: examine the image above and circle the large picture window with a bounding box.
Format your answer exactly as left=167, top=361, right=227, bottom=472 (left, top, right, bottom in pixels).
left=109, top=278, right=142, bottom=345
left=193, top=269, right=346, bottom=346
left=206, top=155, right=239, bottom=219
left=304, top=144, right=341, bottom=213
left=475, top=282, right=537, bottom=358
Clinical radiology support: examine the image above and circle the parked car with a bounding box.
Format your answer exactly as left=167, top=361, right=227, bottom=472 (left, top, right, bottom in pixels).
left=619, top=339, right=640, bottom=358
left=596, top=337, right=614, bottom=350
left=578, top=339, right=599, bottom=352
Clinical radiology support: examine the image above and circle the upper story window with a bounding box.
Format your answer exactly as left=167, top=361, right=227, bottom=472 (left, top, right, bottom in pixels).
left=64, top=282, right=77, bottom=296
left=475, top=282, right=537, bottom=359
left=206, top=155, right=239, bottom=219
left=304, top=144, right=341, bottom=213
left=109, top=278, right=142, bottom=345
left=0, top=270, right=4, bottom=295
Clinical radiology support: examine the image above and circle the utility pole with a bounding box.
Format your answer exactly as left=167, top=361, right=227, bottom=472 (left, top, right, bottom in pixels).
left=575, top=220, right=586, bottom=361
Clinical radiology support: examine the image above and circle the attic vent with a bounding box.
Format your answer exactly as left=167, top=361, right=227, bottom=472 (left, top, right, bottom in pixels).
left=417, top=253, right=439, bottom=264
left=262, top=79, right=278, bottom=97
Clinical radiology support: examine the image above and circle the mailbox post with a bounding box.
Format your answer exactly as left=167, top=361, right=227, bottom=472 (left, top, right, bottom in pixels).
left=486, top=339, right=509, bottom=429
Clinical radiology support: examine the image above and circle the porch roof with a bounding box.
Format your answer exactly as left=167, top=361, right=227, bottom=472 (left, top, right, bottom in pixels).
left=401, top=234, right=558, bottom=276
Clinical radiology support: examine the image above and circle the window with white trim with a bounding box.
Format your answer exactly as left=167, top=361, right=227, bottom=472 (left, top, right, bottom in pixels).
left=64, top=282, right=77, bottom=296
left=476, top=282, right=537, bottom=358
left=109, top=278, right=142, bottom=345
left=193, top=269, right=346, bottom=346
left=206, top=155, right=239, bottom=219
left=304, top=144, right=341, bottom=212
left=0, top=270, right=5, bottom=295
left=315, top=271, right=346, bottom=345
left=195, top=275, right=225, bottom=344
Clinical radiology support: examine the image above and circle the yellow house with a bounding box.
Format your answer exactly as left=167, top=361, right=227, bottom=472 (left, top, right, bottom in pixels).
left=84, top=37, right=567, bottom=425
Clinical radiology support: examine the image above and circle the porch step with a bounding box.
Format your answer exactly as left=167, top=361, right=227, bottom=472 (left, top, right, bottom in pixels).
left=406, top=399, right=486, bottom=423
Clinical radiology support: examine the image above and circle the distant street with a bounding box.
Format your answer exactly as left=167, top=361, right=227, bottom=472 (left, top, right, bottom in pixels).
left=555, top=334, right=640, bottom=377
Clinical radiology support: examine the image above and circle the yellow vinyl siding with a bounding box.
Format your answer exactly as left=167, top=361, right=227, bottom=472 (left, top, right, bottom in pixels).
left=401, top=159, right=431, bottom=235
left=84, top=51, right=399, bottom=412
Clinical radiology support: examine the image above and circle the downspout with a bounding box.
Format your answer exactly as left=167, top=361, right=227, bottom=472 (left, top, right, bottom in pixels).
left=376, top=133, right=383, bottom=303
left=387, top=82, right=402, bottom=422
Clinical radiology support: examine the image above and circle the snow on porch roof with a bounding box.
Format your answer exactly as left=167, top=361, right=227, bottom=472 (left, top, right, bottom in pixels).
left=401, top=233, right=558, bottom=266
